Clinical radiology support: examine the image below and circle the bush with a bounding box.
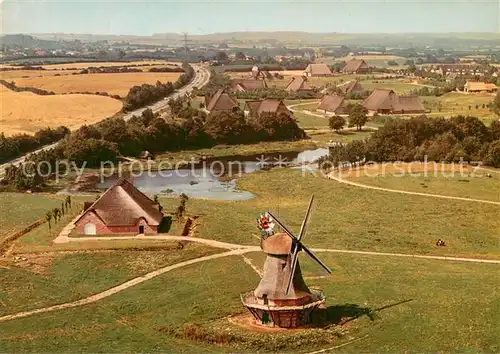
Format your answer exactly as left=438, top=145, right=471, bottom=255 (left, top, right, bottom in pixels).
left=0, top=79, right=55, bottom=95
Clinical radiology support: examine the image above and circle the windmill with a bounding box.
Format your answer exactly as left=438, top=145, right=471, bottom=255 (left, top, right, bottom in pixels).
left=241, top=195, right=332, bottom=328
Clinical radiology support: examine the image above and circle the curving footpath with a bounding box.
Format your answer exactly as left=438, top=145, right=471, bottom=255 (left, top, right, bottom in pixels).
left=328, top=172, right=500, bottom=206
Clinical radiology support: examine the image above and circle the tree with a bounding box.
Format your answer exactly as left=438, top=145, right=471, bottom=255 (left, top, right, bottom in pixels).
left=329, top=115, right=346, bottom=133
left=490, top=92, right=500, bottom=116
left=347, top=104, right=368, bottom=131
left=204, top=111, right=251, bottom=144
left=52, top=208, right=61, bottom=223
left=215, top=51, right=229, bottom=62
left=45, top=211, right=53, bottom=231
left=490, top=120, right=500, bottom=140
left=235, top=51, right=246, bottom=61
left=174, top=193, right=189, bottom=221
left=483, top=140, right=500, bottom=167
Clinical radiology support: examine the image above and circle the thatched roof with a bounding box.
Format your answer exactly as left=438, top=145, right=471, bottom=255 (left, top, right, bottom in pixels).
left=317, top=95, right=346, bottom=114
left=75, top=179, right=163, bottom=227
left=205, top=89, right=238, bottom=112
left=285, top=76, right=312, bottom=92
left=245, top=99, right=291, bottom=116
left=363, top=89, right=398, bottom=111
left=338, top=79, right=363, bottom=94
left=363, top=89, right=425, bottom=113
left=464, top=81, right=498, bottom=91
left=396, top=96, right=426, bottom=113
left=342, top=58, right=369, bottom=73
left=231, top=78, right=267, bottom=91
left=304, top=63, right=332, bottom=76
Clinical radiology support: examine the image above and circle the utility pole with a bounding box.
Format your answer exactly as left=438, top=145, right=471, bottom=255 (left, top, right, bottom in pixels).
left=182, top=32, right=188, bottom=63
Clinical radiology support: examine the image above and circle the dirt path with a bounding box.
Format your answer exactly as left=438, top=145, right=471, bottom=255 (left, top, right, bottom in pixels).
left=327, top=172, right=500, bottom=205
left=54, top=233, right=257, bottom=251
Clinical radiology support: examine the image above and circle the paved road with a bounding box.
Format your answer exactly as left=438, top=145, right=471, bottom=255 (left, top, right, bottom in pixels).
left=0, top=64, right=211, bottom=179
left=121, top=63, right=210, bottom=121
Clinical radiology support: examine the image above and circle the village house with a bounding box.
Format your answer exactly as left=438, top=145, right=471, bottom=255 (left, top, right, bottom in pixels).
left=342, top=58, right=370, bottom=74
left=285, top=76, right=313, bottom=92
left=317, top=95, right=347, bottom=115
left=245, top=99, right=292, bottom=118
left=74, top=179, right=164, bottom=236
left=303, top=63, right=332, bottom=77
left=204, top=89, right=239, bottom=114
left=231, top=78, right=268, bottom=92
left=436, top=64, right=489, bottom=77
left=363, top=89, right=425, bottom=115
left=337, top=79, right=363, bottom=94
left=463, top=81, right=498, bottom=93
left=251, top=65, right=268, bottom=79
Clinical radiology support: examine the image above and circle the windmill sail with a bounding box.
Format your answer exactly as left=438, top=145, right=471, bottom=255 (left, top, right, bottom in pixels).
left=268, top=210, right=332, bottom=276
left=286, top=195, right=315, bottom=294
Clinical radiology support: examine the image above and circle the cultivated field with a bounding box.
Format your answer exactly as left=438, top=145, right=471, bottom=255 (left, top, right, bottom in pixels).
left=0, top=70, right=81, bottom=79
left=12, top=72, right=183, bottom=96
left=39, top=60, right=180, bottom=70
left=0, top=86, right=122, bottom=135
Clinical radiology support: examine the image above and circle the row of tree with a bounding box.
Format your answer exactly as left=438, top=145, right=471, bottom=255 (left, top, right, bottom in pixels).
left=0, top=79, right=55, bottom=95
left=123, top=62, right=194, bottom=111
left=322, top=115, right=500, bottom=168
left=0, top=126, right=70, bottom=163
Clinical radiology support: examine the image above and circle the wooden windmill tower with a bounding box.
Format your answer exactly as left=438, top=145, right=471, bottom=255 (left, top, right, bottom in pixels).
left=241, top=195, right=332, bottom=328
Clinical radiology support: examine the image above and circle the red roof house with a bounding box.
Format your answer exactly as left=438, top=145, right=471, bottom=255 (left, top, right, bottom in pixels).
left=285, top=76, right=313, bottom=92
left=342, top=58, right=370, bottom=74
left=337, top=79, right=363, bottom=94
left=363, top=89, right=425, bottom=115
left=303, top=63, right=332, bottom=77
left=204, top=89, right=239, bottom=113
left=74, top=179, right=164, bottom=236
left=231, top=78, right=268, bottom=92
left=317, top=95, right=347, bottom=115
left=245, top=99, right=292, bottom=117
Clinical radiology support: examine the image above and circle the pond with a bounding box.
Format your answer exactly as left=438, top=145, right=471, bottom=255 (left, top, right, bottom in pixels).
left=96, top=148, right=328, bottom=200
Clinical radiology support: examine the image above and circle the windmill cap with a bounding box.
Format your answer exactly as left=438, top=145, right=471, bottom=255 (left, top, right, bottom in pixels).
left=261, top=232, right=292, bottom=255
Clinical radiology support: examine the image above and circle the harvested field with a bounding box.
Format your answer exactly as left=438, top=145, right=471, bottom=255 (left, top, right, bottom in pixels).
left=0, top=70, right=80, bottom=80
left=40, top=60, right=180, bottom=70
left=0, top=86, right=122, bottom=135
left=12, top=72, right=183, bottom=96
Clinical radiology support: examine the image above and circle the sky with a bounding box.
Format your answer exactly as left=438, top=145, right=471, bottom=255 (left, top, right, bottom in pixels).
left=1, top=0, right=499, bottom=35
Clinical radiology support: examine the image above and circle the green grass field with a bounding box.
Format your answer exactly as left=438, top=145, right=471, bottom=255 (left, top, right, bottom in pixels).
left=174, top=168, right=500, bottom=258
left=421, top=92, right=496, bottom=119
left=0, top=244, right=218, bottom=316
left=358, top=79, right=420, bottom=94
left=0, top=253, right=498, bottom=352
left=0, top=193, right=65, bottom=243
left=349, top=171, right=500, bottom=202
